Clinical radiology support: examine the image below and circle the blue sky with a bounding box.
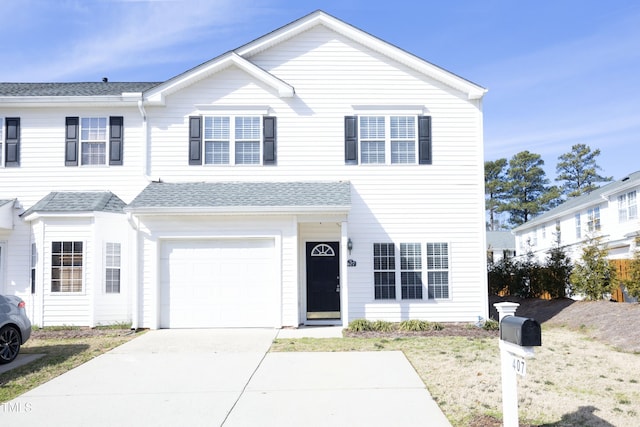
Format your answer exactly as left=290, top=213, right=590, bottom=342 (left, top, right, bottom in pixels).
left=2, top=0, right=639, bottom=181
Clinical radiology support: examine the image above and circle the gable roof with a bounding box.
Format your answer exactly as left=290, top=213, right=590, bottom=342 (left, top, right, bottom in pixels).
left=126, top=181, right=351, bottom=214
left=486, top=231, right=515, bottom=249
left=0, top=82, right=159, bottom=97
left=143, top=10, right=486, bottom=105
left=514, top=170, right=640, bottom=231
left=0, top=10, right=485, bottom=107
left=21, top=191, right=127, bottom=219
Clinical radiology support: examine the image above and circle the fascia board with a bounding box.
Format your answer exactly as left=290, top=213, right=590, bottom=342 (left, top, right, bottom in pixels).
left=236, top=11, right=486, bottom=100
left=125, top=205, right=351, bottom=216
left=21, top=212, right=96, bottom=222
left=0, top=95, right=142, bottom=108
left=144, top=52, right=294, bottom=105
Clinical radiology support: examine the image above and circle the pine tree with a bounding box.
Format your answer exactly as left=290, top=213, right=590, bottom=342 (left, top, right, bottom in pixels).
left=484, top=159, right=508, bottom=230
left=503, top=151, right=561, bottom=226
left=556, top=144, right=612, bottom=198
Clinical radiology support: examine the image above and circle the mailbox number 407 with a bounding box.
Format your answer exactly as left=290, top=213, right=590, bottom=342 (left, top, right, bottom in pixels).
left=512, top=356, right=526, bottom=377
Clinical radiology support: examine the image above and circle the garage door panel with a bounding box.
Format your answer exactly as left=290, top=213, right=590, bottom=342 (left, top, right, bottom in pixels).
left=160, top=239, right=277, bottom=328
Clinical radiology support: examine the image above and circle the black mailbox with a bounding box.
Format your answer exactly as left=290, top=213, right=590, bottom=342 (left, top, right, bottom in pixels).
left=500, top=316, right=541, bottom=347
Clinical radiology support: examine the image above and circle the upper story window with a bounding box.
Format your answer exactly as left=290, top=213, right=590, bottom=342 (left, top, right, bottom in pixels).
left=618, top=191, right=637, bottom=223
left=358, top=116, right=417, bottom=164
left=587, top=206, right=601, bottom=232
left=575, top=213, right=581, bottom=239
left=345, top=115, right=431, bottom=165
left=65, top=116, right=123, bottom=167
left=1, top=117, right=20, bottom=167
left=81, top=117, right=107, bottom=165
left=189, top=115, right=276, bottom=166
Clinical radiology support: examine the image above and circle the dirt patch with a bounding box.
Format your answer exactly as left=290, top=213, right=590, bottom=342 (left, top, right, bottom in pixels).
left=490, top=296, right=640, bottom=353
left=31, top=327, right=135, bottom=340
left=343, top=323, right=498, bottom=339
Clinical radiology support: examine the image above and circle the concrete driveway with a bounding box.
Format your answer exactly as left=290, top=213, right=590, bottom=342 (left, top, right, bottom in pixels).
left=2, top=329, right=451, bottom=426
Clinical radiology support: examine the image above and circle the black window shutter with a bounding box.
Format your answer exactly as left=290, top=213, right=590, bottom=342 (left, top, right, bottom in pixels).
left=189, top=116, right=202, bottom=165
left=344, top=116, right=358, bottom=164
left=109, top=116, right=124, bottom=166
left=263, top=116, right=276, bottom=165
left=418, top=116, right=432, bottom=165
left=5, top=117, right=20, bottom=167
left=65, top=117, right=79, bottom=166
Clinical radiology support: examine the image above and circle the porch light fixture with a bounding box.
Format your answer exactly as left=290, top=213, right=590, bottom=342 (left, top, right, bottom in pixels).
left=347, top=238, right=353, bottom=255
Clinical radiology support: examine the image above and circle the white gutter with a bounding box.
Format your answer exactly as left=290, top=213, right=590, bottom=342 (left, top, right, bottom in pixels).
left=126, top=212, right=140, bottom=330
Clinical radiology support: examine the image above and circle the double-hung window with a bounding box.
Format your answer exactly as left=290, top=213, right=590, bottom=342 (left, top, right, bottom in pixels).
left=359, top=116, right=416, bottom=164
left=105, top=243, right=121, bottom=294
left=373, top=243, right=396, bottom=299
left=81, top=117, right=107, bottom=165
left=65, top=116, right=123, bottom=166
left=372, top=242, right=450, bottom=301
left=51, top=242, right=83, bottom=293
left=587, top=206, right=601, bottom=232
left=575, top=213, right=581, bottom=239
left=191, top=115, right=276, bottom=166
left=345, top=115, right=431, bottom=165
left=618, top=191, right=637, bottom=223
left=427, top=243, right=449, bottom=299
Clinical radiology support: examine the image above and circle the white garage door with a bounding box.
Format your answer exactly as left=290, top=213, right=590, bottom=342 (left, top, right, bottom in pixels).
left=160, top=239, right=278, bottom=328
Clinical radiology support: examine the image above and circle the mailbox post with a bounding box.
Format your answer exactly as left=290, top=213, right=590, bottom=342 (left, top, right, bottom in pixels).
left=494, top=302, right=542, bottom=427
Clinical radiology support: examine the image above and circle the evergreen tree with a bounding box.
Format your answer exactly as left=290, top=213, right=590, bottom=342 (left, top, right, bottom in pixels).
left=503, top=151, right=561, bottom=226
left=542, top=229, right=573, bottom=298
left=484, top=158, right=508, bottom=230
left=570, top=236, right=615, bottom=300
left=556, top=144, right=612, bottom=198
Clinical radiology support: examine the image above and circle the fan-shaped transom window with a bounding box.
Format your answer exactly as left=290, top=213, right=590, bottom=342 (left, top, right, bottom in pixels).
left=311, top=244, right=335, bottom=257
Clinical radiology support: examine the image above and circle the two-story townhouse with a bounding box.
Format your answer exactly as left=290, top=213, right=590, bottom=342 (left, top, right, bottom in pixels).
left=513, top=171, right=640, bottom=264
left=0, top=10, right=489, bottom=329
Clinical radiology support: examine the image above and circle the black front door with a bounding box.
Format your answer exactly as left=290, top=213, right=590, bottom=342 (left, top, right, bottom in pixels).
left=306, top=242, right=340, bottom=320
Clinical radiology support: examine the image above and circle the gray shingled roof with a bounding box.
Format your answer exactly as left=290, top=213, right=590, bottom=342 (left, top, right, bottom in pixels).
left=0, top=199, right=14, bottom=207
left=486, top=231, right=515, bottom=249
left=514, top=170, right=640, bottom=231
left=126, top=181, right=351, bottom=212
left=21, top=192, right=126, bottom=217
left=0, top=82, right=160, bottom=97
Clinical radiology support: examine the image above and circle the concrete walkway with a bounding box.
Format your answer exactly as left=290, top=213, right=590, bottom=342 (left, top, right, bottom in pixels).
left=1, top=328, right=451, bottom=426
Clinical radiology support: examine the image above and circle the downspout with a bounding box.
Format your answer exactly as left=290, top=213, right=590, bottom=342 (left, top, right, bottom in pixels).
left=137, top=99, right=152, bottom=180
left=126, top=211, right=140, bottom=330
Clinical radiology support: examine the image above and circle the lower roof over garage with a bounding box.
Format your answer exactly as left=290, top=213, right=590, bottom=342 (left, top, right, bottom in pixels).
left=126, top=181, right=351, bottom=214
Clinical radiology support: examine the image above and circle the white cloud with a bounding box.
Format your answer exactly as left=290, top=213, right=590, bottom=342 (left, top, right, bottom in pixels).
left=1, top=0, right=271, bottom=81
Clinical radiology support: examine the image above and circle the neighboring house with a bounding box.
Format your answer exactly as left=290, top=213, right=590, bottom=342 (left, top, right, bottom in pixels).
left=486, top=231, right=516, bottom=264
left=0, top=10, right=488, bottom=329
left=513, top=171, right=640, bottom=263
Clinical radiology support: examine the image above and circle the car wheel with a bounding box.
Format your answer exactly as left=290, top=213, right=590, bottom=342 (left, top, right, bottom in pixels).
left=0, top=325, right=22, bottom=364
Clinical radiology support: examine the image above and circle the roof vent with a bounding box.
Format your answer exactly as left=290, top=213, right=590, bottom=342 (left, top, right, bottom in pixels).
left=102, top=77, right=108, bottom=83
left=622, top=176, right=629, bottom=181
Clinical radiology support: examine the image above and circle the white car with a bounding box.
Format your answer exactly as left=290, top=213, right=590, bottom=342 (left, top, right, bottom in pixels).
left=0, top=295, right=32, bottom=364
